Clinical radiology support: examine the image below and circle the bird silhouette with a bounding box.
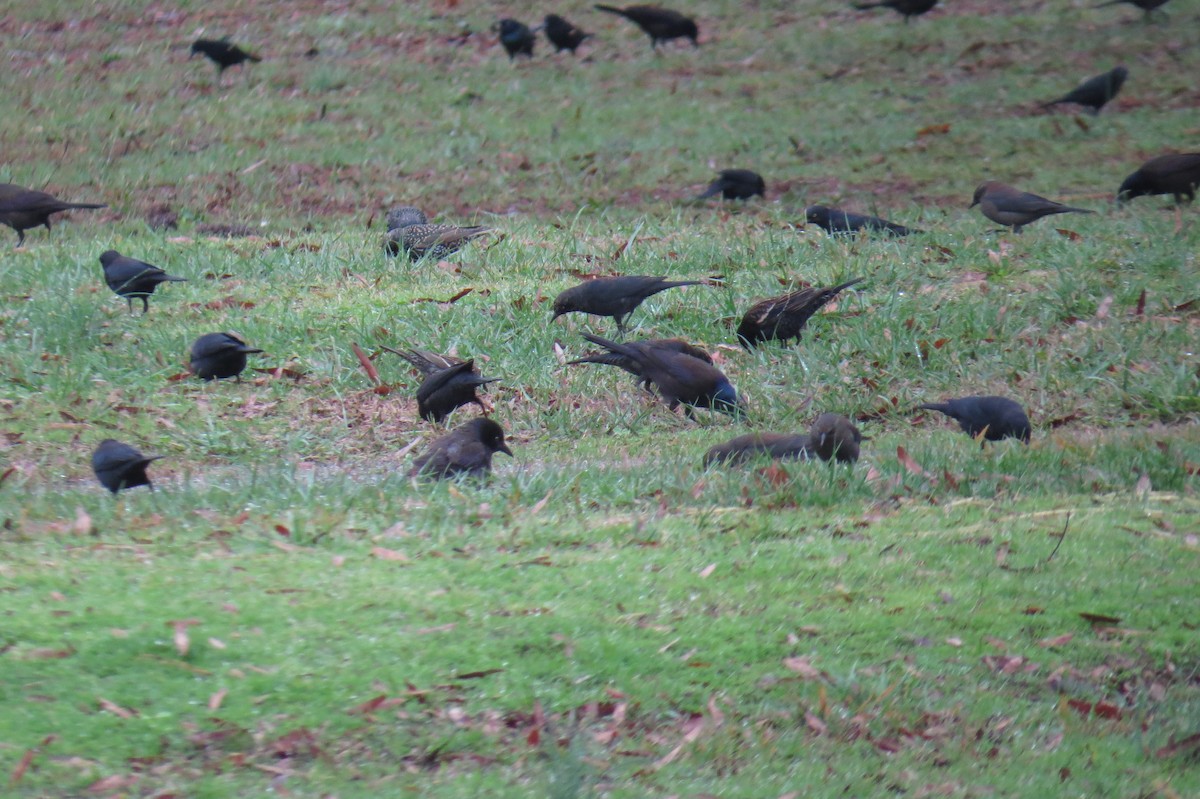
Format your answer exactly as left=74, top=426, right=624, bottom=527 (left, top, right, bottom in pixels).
left=696, top=169, right=765, bottom=201
left=92, top=439, right=163, bottom=494
left=190, top=39, right=261, bottom=74
left=190, top=332, right=263, bottom=381
left=1041, top=66, right=1127, bottom=115
left=410, top=417, right=513, bottom=479
left=99, top=250, right=186, bottom=313
left=1117, top=153, right=1200, bottom=204
left=552, top=275, right=706, bottom=333
left=703, top=433, right=812, bottom=466
left=543, top=14, right=593, bottom=53
left=415, top=360, right=500, bottom=424
left=918, top=396, right=1031, bottom=445
left=495, top=18, right=536, bottom=59
left=737, top=278, right=863, bottom=348
left=853, top=0, right=938, bottom=22
left=809, top=413, right=862, bottom=463
left=805, top=205, right=918, bottom=236
left=0, top=183, right=105, bottom=247
left=970, top=181, right=1093, bottom=232
left=384, top=206, right=491, bottom=261
left=594, top=5, right=698, bottom=48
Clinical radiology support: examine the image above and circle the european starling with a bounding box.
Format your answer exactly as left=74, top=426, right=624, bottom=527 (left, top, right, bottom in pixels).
left=190, top=38, right=261, bottom=73
left=805, top=205, right=918, bottom=236
left=551, top=275, right=706, bottom=333
left=1095, top=0, right=1171, bottom=19
left=1117, top=153, right=1200, bottom=203
left=496, top=18, right=536, bottom=59
left=809, top=413, right=861, bottom=463
left=736, top=278, right=863, bottom=349
left=99, top=250, right=187, bottom=314
left=566, top=337, right=711, bottom=392
left=410, top=417, right=513, bottom=480
left=92, top=439, right=163, bottom=494
left=970, top=181, right=1093, bottom=233
left=384, top=206, right=491, bottom=261
left=189, top=332, right=263, bottom=381
left=1041, top=66, right=1128, bottom=115
left=918, top=395, right=1031, bottom=445
left=543, top=14, right=593, bottom=53
left=703, top=433, right=812, bottom=466
left=0, top=183, right=105, bottom=247
left=696, top=169, right=766, bottom=201
left=415, top=360, right=500, bottom=424
left=594, top=5, right=698, bottom=48
left=582, top=332, right=742, bottom=418
left=853, top=0, right=938, bottom=22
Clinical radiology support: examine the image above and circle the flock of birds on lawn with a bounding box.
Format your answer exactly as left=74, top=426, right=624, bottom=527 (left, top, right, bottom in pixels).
left=2, top=2, right=1195, bottom=494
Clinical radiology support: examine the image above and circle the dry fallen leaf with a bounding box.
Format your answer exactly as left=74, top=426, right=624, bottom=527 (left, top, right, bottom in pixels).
left=167, top=619, right=201, bottom=657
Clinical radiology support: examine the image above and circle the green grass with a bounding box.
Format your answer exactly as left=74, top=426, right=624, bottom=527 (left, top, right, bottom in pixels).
left=2, top=1, right=1199, bottom=796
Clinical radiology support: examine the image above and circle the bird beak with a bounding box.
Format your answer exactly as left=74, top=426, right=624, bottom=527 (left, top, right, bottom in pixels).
left=550, top=310, right=561, bottom=322
left=499, top=443, right=514, bottom=457
left=968, top=200, right=978, bottom=208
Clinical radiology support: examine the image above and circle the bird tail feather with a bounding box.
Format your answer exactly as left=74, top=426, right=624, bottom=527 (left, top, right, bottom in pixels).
left=594, top=4, right=628, bottom=17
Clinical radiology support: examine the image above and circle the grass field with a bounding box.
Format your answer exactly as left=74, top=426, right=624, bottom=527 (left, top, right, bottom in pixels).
left=2, top=1, right=1199, bottom=796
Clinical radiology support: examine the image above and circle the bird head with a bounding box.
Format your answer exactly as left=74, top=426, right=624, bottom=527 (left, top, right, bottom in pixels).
left=969, top=182, right=993, bottom=208
left=712, top=382, right=744, bottom=417
left=804, top=205, right=830, bottom=225
left=98, top=250, right=120, bottom=267
left=474, top=418, right=513, bottom=457
left=386, top=206, right=428, bottom=230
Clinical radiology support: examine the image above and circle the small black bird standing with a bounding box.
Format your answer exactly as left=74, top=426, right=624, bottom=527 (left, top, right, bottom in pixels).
left=495, top=18, right=536, bottom=59
left=1041, top=66, right=1128, bottom=115
left=92, top=439, right=163, bottom=494
left=853, top=0, right=938, bottom=22
left=1095, top=0, right=1171, bottom=19
left=551, top=275, right=706, bottom=333
left=567, top=337, right=711, bottom=392
left=918, top=396, right=1031, bottom=445
left=805, top=205, right=918, bottom=236
left=0, top=183, right=105, bottom=247
left=737, top=278, right=863, bottom=349
left=190, top=38, right=262, bottom=74
left=703, top=433, right=812, bottom=466
left=970, top=182, right=1093, bottom=233
left=410, top=417, right=513, bottom=480
left=809, top=413, right=862, bottom=463
left=415, top=360, right=500, bottom=424
left=582, top=333, right=742, bottom=418
left=696, top=169, right=765, bottom=201
left=594, top=5, right=698, bottom=48
left=543, top=14, right=593, bottom=53
left=383, top=346, right=464, bottom=377
left=384, top=206, right=492, bottom=261
left=190, top=332, right=263, bottom=381
left=1117, top=153, right=1200, bottom=204
left=99, top=250, right=186, bottom=313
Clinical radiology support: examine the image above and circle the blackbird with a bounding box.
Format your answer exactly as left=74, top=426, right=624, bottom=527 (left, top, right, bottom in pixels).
left=99, top=250, right=186, bottom=313
left=918, top=395, right=1031, bottom=444
left=567, top=337, right=711, bottom=391
left=805, top=205, right=918, bottom=236
left=594, top=5, right=698, bottom=48
left=582, top=332, right=742, bottom=418
left=92, top=439, right=163, bottom=494
left=970, top=181, right=1093, bottom=232
left=190, top=39, right=261, bottom=73
left=383, top=346, right=463, bottom=377
left=552, top=275, right=706, bottom=332
left=854, top=0, right=938, bottom=22
left=384, top=206, right=491, bottom=261
left=696, top=169, right=765, bottom=201
left=543, top=14, right=593, bottom=53
left=190, top=332, right=263, bottom=381
left=0, top=183, right=105, bottom=246
left=809, top=413, right=861, bottom=463
left=1041, top=66, right=1127, bottom=115
left=737, top=278, right=863, bottom=348
left=703, top=433, right=812, bottom=466
left=1095, top=0, right=1171, bottom=19
left=1117, top=153, right=1200, bottom=203
left=410, top=417, right=513, bottom=480
left=415, top=360, right=500, bottom=424
left=496, top=18, right=536, bottom=59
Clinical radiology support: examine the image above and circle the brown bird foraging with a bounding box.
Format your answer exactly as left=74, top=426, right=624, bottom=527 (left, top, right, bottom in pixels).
left=0, top=183, right=105, bottom=246
left=809, top=413, right=862, bottom=463
left=970, top=181, right=1093, bottom=233
left=1117, top=153, right=1200, bottom=204
left=409, top=417, right=513, bottom=480
left=737, top=278, right=863, bottom=349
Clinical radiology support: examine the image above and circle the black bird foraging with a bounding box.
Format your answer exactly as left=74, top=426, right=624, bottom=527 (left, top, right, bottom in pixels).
left=384, top=206, right=491, bottom=261
left=410, top=417, right=513, bottom=480
left=970, top=181, right=1093, bottom=233
left=853, top=0, right=938, bottom=22
left=383, top=346, right=464, bottom=377
left=594, top=5, right=698, bottom=48
left=190, top=38, right=261, bottom=73
left=415, top=360, right=500, bottom=424
left=495, top=18, right=536, bottom=59
left=543, top=14, right=593, bottom=53
left=567, top=337, right=711, bottom=392
left=551, top=275, right=706, bottom=333
left=809, top=413, right=862, bottom=463
left=1041, top=66, right=1127, bottom=115
left=582, top=333, right=742, bottom=418
left=1094, top=0, right=1171, bottom=19
left=189, top=332, right=263, bottom=381
left=918, top=395, right=1031, bottom=445
left=99, top=250, right=186, bottom=314
left=0, top=183, right=105, bottom=247
left=737, top=278, right=863, bottom=349
left=804, top=205, right=918, bottom=236
left=1117, top=153, right=1200, bottom=204
left=92, top=439, right=163, bottom=494
left=696, top=169, right=765, bottom=201
left=703, top=433, right=812, bottom=466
